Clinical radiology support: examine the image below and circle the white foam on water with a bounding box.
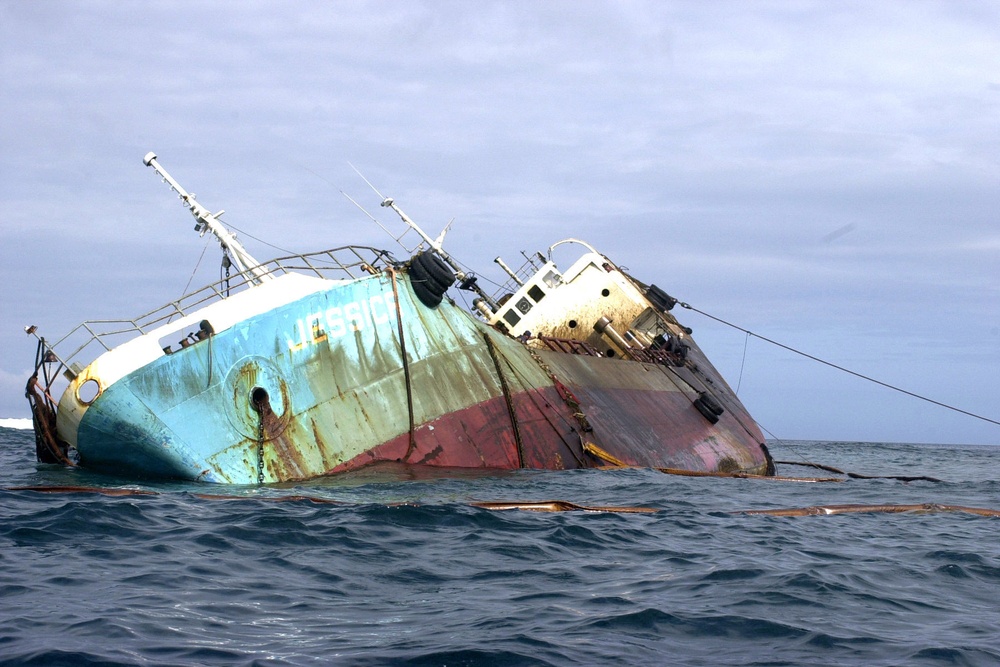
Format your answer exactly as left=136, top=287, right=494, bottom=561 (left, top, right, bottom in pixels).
left=0, top=418, right=33, bottom=430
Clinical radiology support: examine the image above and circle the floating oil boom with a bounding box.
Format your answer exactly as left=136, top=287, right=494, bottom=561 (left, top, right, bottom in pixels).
left=25, top=152, right=773, bottom=483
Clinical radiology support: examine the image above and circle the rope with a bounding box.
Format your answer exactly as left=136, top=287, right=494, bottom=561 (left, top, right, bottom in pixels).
left=388, top=270, right=417, bottom=461
left=678, top=302, right=1000, bottom=428
left=773, top=459, right=940, bottom=483
left=225, top=222, right=297, bottom=257
left=483, top=333, right=525, bottom=468
left=167, top=239, right=212, bottom=324
left=182, top=238, right=210, bottom=297
left=736, top=330, right=750, bottom=395
left=492, top=344, right=586, bottom=467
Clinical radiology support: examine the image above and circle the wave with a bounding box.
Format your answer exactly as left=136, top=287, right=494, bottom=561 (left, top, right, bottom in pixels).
left=0, top=418, right=33, bottom=430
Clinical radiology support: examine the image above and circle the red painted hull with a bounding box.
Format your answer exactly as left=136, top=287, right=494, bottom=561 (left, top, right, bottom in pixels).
left=329, top=352, right=768, bottom=476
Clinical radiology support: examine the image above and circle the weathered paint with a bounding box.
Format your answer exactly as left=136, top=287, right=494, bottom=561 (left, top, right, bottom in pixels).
left=30, top=154, right=770, bottom=484
left=69, top=268, right=768, bottom=483
left=538, top=348, right=767, bottom=474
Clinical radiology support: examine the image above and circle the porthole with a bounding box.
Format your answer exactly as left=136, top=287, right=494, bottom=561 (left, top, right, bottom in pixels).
left=568, top=319, right=578, bottom=329
left=601, top=288, right=610, bottom=297
left=606, top=349, right=616, bottom=358
left=77, top=378, right=102, bottom=405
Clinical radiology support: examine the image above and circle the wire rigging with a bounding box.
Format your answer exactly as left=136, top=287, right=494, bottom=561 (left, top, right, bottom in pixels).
left=225, top=222, right=296, bottom=257
left=736, top=330, right=750, bottom=395
left=678, top=301, right=1000, bottom=428
left=181, top=238, right=211, bottom=297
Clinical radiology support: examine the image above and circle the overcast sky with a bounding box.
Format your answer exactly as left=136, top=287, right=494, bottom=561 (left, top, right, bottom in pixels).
left=2, top=1, right=998, bottom=446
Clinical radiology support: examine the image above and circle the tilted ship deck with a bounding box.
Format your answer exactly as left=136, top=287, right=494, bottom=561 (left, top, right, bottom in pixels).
left=25, top=153, right=773, bottom=484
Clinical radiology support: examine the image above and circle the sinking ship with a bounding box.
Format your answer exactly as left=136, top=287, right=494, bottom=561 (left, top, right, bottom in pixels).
left=25, top=153, right=773, bottom=483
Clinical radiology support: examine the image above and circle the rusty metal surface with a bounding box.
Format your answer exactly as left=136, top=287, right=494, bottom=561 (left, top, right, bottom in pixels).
left=323, top=387, right=583, bottom=474
left=25, top=376, right=73, bottom=466
left=65, top=267, right=770, bottom=483
left=70, top=272, right=581, bottom=482
left=538, top=350, right=770, bottom=474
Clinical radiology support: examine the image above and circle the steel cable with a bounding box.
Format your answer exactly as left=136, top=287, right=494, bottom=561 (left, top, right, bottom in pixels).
left=679, top=302, right=1000, bottom=428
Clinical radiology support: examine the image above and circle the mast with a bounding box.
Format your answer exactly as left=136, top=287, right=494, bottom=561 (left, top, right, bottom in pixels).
left=379, top=196, right=497, bottom=308
left=143, top=152, right=272, bottom=286
left=346, top=165, right=499, bottom=310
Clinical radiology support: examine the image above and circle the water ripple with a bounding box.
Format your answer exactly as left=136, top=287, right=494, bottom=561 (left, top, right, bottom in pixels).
left=3, top=431, right=1000, bottom=666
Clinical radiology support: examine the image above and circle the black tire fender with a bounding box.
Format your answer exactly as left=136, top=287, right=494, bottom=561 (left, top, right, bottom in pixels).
left=693, top=396, right=721, bottom=424
left=647, top=284, right=677, bottom=312
left=417, top=251, right=455, bottom=291
left=697, top=392, right=724, bottom=416
left=409, top=260, right=444, bottom=308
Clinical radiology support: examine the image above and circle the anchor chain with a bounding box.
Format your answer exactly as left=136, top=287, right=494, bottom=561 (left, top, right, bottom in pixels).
left=523, top=346, right=603, bottom=465
left=255, top=401, right=265, bottom=485
left=388, top=269, right=417, bottom=461
left=222, top=252, right=232, bottom=297
left=526, top=347, right=592, bottom=435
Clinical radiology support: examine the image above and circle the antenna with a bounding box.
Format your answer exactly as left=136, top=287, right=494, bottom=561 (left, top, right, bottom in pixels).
left=143, top=152, right=272, bottom=286
left=346, top=164, right=454, bottom=258
left=347, top=164, right=497, bottom=308
left=341, top=190, right=421, bottom=253
left=349, top=162, right=387, bottom=200
left=345, top=163, right=431, bottom=254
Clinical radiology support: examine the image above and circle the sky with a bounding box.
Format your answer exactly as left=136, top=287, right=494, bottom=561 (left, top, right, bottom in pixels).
left=1, top=1, right=998, bottom=446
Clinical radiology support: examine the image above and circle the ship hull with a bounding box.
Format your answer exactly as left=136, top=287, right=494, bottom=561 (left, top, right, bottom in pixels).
left=67, top=272, right=768, bottom=483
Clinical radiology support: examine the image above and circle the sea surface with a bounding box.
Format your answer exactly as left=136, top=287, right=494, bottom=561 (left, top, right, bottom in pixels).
left=1, top=425, right=998, bottom=667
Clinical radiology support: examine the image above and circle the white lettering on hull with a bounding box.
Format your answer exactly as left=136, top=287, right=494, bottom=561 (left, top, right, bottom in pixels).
left=286, top=291, right=396, bottom=351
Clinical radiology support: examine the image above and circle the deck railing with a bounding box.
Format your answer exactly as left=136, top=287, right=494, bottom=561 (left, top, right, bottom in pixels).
left=34, top=245, right=397, bottom=380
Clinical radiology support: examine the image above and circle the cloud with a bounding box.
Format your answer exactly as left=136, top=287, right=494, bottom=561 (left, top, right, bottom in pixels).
left=1, top=0, right=998, bottom=442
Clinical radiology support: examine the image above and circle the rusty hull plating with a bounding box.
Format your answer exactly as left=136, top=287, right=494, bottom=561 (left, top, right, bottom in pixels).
left=25, top=155, right=772, bottom=484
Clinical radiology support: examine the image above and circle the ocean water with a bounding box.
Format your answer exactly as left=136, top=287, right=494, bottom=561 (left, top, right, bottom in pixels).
left=1, top=425, right=998, bottom=667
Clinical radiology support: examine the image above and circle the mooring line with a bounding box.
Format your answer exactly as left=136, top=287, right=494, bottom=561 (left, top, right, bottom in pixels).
left=493, top=345, right=586, bottom=467
left=483, top=332, right=526, bottom=468
left=774, top=460, right=940, bottom=483
left=678, top=301, right=1000, bottom=428
left=388, top=269, right=417, bottom=460
left=736, top=330, right=750, bottom=395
